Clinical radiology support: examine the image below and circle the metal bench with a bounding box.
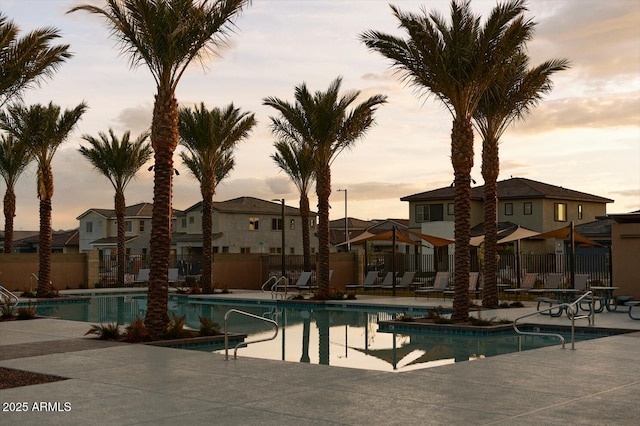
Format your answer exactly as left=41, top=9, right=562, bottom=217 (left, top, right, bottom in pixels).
left=625, top=301, right=640, bottom=320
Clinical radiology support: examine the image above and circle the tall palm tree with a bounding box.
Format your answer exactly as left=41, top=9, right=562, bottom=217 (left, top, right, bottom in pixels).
left=69, top=0, right=251, bottom=335
left=475, top=52, right=569, bottom=308
left=0, top=102, right=87, bottom=297
left=361, top=0, right=532, bottom=321
left=264, top=77, right=387, bottom=298
left=0, top=134, right=32, bottom=253
left=178, top=102, right=256, bottom=293
left=78, top=129, right=153, bottom=288
left=0, top=12, right=72, bottom=108
left=271, top=140, right=315, bottom=272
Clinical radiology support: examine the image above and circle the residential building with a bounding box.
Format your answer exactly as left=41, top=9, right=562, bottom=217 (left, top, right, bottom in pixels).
left=76, top=203, right=164, bottom=257
left=11, top=229, right=79, bottom=254
left=401, top=177, right=613, bottom=253
left=173, top=197, right=319, bottom=257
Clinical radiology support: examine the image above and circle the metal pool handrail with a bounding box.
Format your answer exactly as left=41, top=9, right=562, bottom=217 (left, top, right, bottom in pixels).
left=513, top=291, right=595, bottom=350
left=224, top=309, right=278, bottom=360
left=261, top=276, right=287, bottom=299
left=0, top=284, right=19, bottom=308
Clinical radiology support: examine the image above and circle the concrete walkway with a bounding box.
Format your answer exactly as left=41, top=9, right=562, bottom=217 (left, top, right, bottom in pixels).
left=1, top=293, right=640, bottom=425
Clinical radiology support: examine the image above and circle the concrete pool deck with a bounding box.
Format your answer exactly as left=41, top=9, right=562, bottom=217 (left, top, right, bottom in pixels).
left=1, top=291, right=640, bottom=425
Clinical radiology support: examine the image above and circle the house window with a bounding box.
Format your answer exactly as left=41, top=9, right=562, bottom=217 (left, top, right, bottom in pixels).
left=504, top=203, right=513, bottom=216
left=270, top=247, right=282, bottom=254
left=271, top=218, right=282, bottom=231
left=447, top=203, right=454, bottom=215
left=578, top=204, right=583, bottom=220
left=416, top=204, right=444, bottom=222
left=240, top=247, right=251, bottom=254
left=524, top=202, right=532, bottom=215
left=310, top=218, right=316, bottom=228
left=249, top=217, right=259, bottom=230
left=139, top=220, right=144, bottom=232
left=289, top=247, right=295, bottom=254
left=125, top=221, right=132, bottom=232
left=212, top=246, right=219, bottom=253
left=189, top=216, right=195, bottom=224
left=222, top=246, right=229, bottom=253
left=86, top=221, right=93, bottom=233
left=555, top=203, right=567, bottom=222
left=181, top=218, right=187, bottom=227
left=290, top=219, right=295, bottom=230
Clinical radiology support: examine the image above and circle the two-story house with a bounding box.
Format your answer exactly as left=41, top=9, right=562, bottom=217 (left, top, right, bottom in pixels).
left=76, top=203, right=168, bottom=257
left=401, top=177, right=613, bottom=254
left=172, top=197, right=319, bottom=257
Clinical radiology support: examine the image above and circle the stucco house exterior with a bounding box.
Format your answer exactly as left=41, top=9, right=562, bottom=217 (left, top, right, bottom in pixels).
left=401, top=177, right=613, bottom=254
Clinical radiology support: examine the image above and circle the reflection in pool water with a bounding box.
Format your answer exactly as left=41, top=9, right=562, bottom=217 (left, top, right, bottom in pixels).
left=31, top=294, right=611, bottom=373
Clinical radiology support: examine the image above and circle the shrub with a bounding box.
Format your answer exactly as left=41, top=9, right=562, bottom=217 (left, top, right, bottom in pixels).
left=85, top=323, right=121, bottom=340
left=199, top=316, right=220, bottom=336
left=1, top=304, right=16, bottom=319
left=124, top=318, right=151, bottom=342
left=164, top=313, right=194, bottom=339
left=16, top=302, right=36, bottom=320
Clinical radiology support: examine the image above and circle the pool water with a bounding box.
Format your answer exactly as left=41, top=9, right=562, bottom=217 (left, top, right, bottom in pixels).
left=29, top=294, right=612, bottom=373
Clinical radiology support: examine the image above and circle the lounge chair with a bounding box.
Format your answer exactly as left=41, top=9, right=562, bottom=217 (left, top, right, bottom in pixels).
left=276, top=271, right=313, bottom=293
left=414, top=272, right=450, bottom=299
left=504, top=272, right=538, bottom=299
left=530, top=273, right=563, bottom=296
left=168, top=268, right=179, bottom=286
left=382, top=271, right=416, bottom=291
left=133, top=269, right=150, bottom=286
left=345, top=271, right=379, bottom=291
left=444, top=272, right=480, bottom=299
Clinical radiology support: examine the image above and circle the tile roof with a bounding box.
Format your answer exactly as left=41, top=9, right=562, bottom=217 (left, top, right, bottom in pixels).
left=401, top=177, right=613, bottom=203
left=183, top=197, right=316, bottom=216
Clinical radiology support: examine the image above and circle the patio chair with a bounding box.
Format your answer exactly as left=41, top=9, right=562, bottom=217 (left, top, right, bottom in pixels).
left=444, top=272, right=481, bottom=299
left=382, top=271, right=416, bottom=291
left=530, top=273, right=563, bottom=296
left=414, top=272, right=450, bottom=299
left=168, top=268, right=179, bottom=286
left=345, top=271, right=379, bottom=291
left=133, top=269, right=150, bottom=287
left=504, top=272, right=538, bottom=299
left=276, top=271, right=313, bottom=293
left=573, top=274, right=589, bottom=291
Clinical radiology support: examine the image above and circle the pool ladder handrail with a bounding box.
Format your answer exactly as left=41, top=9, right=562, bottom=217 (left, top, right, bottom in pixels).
left=513, top=291, right=595, bottom=350
left=261, top=275, right=287, bottom=299
left=0, top=283, right=19, bottom=308
left=224, top=308, right=278, bottom=360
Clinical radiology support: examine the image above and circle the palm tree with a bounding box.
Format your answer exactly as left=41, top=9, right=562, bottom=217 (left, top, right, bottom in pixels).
left=178, top=102, right=256, bottom=293
left=0, top=12, right=71, bottom=108
left=69, top=0, right=251, bottom=335
left=475, top=52, right=569, bottom=309
left=78, top=129, right=153, bottom=288
left=271, top=140, right=315, bottom=272
left=264, top=77, right=387, bottom=297
left=361, top=0, right=532, bottom=321
left=0, top=102, right=87, bottom=297
left=0, top=134, right=33, bottom=253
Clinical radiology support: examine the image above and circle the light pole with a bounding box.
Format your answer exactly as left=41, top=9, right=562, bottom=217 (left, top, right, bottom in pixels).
left=337, top=189, right=348, bottom=251
left=272, top=199, right=286, bottom=279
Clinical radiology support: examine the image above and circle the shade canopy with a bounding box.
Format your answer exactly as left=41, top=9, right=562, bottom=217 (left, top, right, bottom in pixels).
left=497, top=226, right=540, bottom=244
left=339, top=229, right=420, bottom=246
left=532, top=225, right=601, bottom=247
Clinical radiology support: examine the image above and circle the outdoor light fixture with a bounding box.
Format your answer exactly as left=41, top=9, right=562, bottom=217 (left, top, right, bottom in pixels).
left=337, top=189, right=348, bottom=251
left=272, top=198, right=286, bottom=279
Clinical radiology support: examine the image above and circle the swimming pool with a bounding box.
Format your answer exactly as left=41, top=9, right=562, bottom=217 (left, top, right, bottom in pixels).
left=27, top=294, right=617, bottom=373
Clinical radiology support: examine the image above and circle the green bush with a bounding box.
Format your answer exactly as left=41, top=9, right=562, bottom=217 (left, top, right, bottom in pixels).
left=85, top=323, right=121, bottom=340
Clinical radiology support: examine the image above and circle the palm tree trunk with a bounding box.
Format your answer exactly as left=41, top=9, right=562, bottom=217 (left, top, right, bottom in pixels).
left=299, top=193, right=311, bottom=272
left=145, top=88, right=178, bottom=336
left=3, top=189, right=16, bottom=254
left=115, top=190, right=126, bottom=288
left=201, top=182, right=214, bottom=293
left=482, top=136, right=499, bottom=308
left=315, top=165, right=331, bottom=297
left=36, top=167, right=53, bottom=297
left=451, top=118, right=473, bottom=322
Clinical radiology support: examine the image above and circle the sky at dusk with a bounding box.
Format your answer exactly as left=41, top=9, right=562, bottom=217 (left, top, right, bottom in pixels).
left=2, top=0, right=639, bottom=231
